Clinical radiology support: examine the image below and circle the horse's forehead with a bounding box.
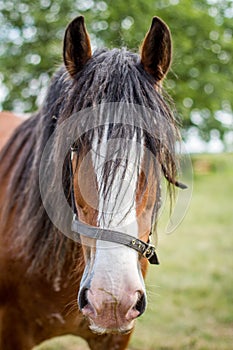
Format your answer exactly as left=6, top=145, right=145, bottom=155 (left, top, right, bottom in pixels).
left=77, top=126, right=145, bottom=227
left=89, top=126, right=144, bottom=176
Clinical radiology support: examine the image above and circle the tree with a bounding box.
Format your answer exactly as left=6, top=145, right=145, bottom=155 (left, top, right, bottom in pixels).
left=0, top=0, right=232, bottom=143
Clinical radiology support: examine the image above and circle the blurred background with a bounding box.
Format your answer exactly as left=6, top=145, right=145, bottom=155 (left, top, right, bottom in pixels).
left=0, top=0, right=232, bottom=349
left=0, top=0, right=232, bottom=151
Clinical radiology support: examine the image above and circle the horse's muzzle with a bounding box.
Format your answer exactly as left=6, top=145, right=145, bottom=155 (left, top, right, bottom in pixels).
left=78, top=286, right=146, bottom=334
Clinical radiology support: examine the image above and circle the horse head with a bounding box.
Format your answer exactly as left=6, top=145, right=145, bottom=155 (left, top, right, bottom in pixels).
left=60, top=16, right=175, bottom=334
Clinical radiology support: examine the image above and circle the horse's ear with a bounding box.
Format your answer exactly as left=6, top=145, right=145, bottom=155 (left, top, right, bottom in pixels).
left=140, top=17, right=172, bottom=81
left=63, top=16, right=92, bottom=77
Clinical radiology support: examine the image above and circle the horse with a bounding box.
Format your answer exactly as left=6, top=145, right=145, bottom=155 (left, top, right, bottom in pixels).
left=0, top=16, right=183, bottom=350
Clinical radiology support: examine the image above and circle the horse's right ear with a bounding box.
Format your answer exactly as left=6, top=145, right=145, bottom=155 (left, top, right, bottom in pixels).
left=63, top=16, right=92, bottom=77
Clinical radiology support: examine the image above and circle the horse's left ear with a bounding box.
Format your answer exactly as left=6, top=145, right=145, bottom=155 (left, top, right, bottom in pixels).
left=140, top=17, right=172, bottom=81
left=63, top=16, right=92, bottom=77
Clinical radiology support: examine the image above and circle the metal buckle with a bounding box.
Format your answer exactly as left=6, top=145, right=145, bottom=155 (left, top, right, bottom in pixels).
left=143, top=244, right=156, bottom=260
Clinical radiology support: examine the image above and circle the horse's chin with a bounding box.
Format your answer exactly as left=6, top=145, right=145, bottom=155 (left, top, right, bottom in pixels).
left=88, top=319, right=135, bottom=335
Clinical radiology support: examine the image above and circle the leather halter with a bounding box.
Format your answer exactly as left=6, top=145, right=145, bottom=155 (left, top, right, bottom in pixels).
left=71, top=216, right=159, bottom=264
left=69, top=148, right=159, bottom=265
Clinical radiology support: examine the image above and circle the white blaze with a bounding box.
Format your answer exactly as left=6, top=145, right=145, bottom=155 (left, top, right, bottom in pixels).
left=91, top=126, right=143, bottom=233
left=90, top=126, right=145, bottom=294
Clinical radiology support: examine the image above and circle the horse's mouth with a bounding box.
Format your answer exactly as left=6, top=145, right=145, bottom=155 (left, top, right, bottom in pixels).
left=88, top=319, right=135, bottom=335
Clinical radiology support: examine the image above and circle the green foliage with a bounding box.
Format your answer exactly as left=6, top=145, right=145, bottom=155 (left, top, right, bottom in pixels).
left=0, top=0, right=232, bottom=142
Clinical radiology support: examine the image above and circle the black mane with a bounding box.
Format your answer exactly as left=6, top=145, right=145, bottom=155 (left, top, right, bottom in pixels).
left=0, top=48, right=179, bottom=277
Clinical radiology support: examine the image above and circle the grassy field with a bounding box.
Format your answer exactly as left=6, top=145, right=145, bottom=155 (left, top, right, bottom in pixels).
left=36, top=154, right=233, bottom=350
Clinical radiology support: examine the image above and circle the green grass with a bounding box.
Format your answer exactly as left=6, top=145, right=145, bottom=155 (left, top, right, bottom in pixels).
left=35, top=153, right=233, bottom=350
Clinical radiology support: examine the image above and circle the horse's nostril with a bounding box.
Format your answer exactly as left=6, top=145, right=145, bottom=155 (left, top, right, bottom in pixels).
left=78, top=288, right=89, bottom=310
left=134, top=292, right=146, bottom=316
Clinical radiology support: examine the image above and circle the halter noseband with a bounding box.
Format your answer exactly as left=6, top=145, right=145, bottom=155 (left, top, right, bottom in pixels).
left=71, top=216, right=159, bottom=264
left=69, top=148, right=159, bottom=265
